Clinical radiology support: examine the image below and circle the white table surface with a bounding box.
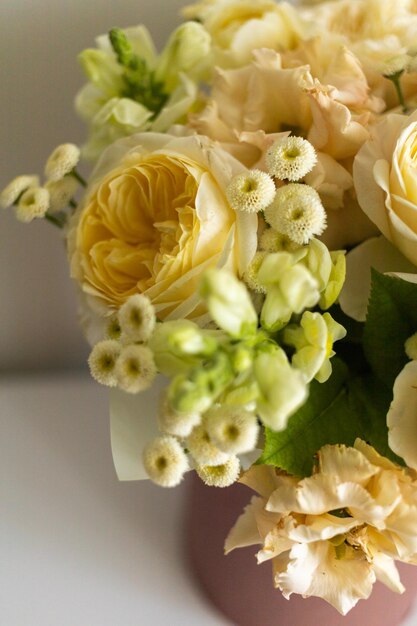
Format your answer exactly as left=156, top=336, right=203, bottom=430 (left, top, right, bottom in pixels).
left=1, top=372, right=417, bottom=626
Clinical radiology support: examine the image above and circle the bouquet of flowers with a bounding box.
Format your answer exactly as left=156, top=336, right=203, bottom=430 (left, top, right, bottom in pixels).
left=5, top=0, right=417, bottom=616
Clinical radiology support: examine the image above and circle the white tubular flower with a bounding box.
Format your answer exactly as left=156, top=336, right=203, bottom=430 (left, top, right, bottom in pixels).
left=259, top=227, right=301, bottom=253
left=118, top=294, right=156, bottom=343
left=115, top=344, right=157, bottom=393
left=264, top=184, right=327, bottom=245
left=0, top=175, right=39, bottom=208
left=45, top=177, right=79, bottom=213
left=196, top=456, right=241, bottom=488
left=243, top=251, right=267, bottom=294
left=14, top=187, right=50, bottom=222
left=106, top=316, right=122, bottom=340
left=205, top=406, right=259, bottom=455
left=158, top=392, right=201, bottom=438
left=266, top=137, right=317, bottom=182
left=405, top=333, right=417, bottom=360
left=143, top=436, right=189, bottom=488
left=186, top=423, right=230, bottom=467
left=226, top=170, right=276, bottom=213
left=44, top=143, right=81, bottom=181
left=88, top=339, right=121, bottom=387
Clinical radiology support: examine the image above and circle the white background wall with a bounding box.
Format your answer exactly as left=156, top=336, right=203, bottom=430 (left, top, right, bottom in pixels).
left=0, top=0, right=187, bottom=372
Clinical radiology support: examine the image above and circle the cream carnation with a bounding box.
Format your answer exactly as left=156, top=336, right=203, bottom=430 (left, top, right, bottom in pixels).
left=226, top=441, right=417, bottom=615
left=68, top=133, right=257, bottom=324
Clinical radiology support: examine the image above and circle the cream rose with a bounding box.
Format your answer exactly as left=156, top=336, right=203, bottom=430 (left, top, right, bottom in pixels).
left=68, top=133, right=257, bottom=324
left=183, top=0, right=309, bottom=68
left=353, top=111, right=417, bottom=266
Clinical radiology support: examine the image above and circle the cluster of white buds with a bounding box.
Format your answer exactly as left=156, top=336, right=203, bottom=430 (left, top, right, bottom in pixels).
left=0, top=143, right=82, bottom=224
left=143, top=436, right=189, bottom=488
left=88, top=293, right=157, bottom=393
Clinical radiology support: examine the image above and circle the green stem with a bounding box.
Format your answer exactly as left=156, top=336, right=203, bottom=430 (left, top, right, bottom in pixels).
left=70, top=169, right=87, bottom=187
left=44, top=212, right=66, bottom=229
left=389, top=73, right=408, bottom=114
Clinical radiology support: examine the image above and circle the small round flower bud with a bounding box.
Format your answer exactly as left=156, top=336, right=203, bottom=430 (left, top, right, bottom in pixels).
left=196, top=456, right=240, bottom=487
left=259, top=227, right=301, bottom=253
left=88, top=339, right=121, bottom=387
left=106, top=316, right=122, bottom=340
left=118, top=294, right=156, bottom=343
left=264, top=183, right=326, bottom=245
left=45, top=177, right=79, bottom=212
left=405, top=333, right=417, bottom=360
left=15, top=187, right=50, bottom=222
left=158, top=392, right=201, bottom=438
left=266, top=137, right=317, bottom=182
left=243, top=251, right=267, bottom=293
left=226, top=170, right=276, bottom=213
left=186, top=423, right=230, bottom=466
left=45, top=143, right=81, bottom=181
left=143, top=436, right=189, bottom=487
left=0, top=175, right=40, bottom=208
left=115, top=344, right=157, bottom=393
left=206, top=406, right=259, bottom=455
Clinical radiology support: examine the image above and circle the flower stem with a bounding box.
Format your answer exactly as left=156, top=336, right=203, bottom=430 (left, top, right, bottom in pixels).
left=70, top=169, right=87, bottom=187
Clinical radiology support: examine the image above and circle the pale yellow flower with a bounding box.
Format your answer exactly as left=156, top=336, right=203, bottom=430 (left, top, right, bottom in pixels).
left=183, top=0, right=308, bottom=68
left=226, top=441, right=417, bottom=614
left=353, top=110, right=417, bottom=266
left=68, top=133, right=257, bottom=323
left=388, top=360, right=417, bottom=470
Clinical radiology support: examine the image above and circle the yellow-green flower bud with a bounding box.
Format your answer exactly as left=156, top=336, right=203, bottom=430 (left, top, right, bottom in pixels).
left=319, top=251, right=346, bottom=310
left=254, top=347, right=308, bottom=431
left=78, top=49, right=124, bottom=96
left=150, top=320, right=217, bottom=376
left=155, top=22, right=212, bottom=91
left=258, top=252, right=320, bottom=331
left=200, top=268, right=258, bottom=337
left=284, top=311, right=346, bottom=383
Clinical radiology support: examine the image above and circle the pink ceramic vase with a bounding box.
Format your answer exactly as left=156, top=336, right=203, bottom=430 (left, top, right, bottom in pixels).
left=184, top=476, right=417, bottom=626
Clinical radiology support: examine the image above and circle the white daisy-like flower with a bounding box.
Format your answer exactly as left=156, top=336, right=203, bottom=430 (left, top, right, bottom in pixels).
left=206, top=406, right=259, bottom=455
left=186, top=423, right=230, bottom=467
left=0, top=175, right=40, bottom=209
left=405, top=332, right=417, bottom=360
left=158, top=392, right=201, bottom=438
left=259, top=227, right=301, bottom=253
left=266, top=137, right=317, bottom=182
left=115, top=344, right=157, bottom=393
left=196, top=456, right=241, bottom=488
left=88, top=339, right=121, bottom=387
left=14, top=187, right=50, bottom=223
left=44, top=143, right=81, bottom=182
left=143, top=436, right=189, bottom=488
left=226, top=170, right=276, bottom=213
left=243, top=251, right=267, bottom=294
left=264, top=183, right=327, bottom=245
left=118, top=294, right=156, bottom=343
left=45, top=177, right=79, bottom=213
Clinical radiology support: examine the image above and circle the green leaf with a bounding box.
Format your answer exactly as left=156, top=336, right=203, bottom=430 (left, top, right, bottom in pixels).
left=257, top=358, right=403, bottom=477
left=364, top=270, right=417, bottom=388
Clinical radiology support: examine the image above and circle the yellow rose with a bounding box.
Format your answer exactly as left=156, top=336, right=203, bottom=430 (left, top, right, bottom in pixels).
left=183, top=0, right=308, bottom=67
left=68, top=133, right=257, bottom=325
left=353, top=111, right=417, bottom=265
